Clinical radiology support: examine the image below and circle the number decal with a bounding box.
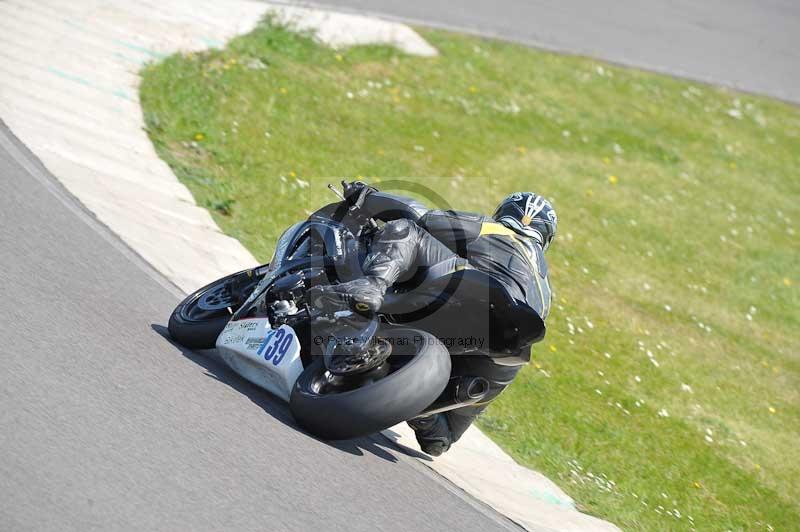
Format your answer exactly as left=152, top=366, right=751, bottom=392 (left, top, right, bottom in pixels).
left=272, top=334, right=293, bottom=366
left=257, top=330, right=276, bottom=356
left=256, top=327, right=293, bottom=366
left=263, top=329, right=284, bottom=361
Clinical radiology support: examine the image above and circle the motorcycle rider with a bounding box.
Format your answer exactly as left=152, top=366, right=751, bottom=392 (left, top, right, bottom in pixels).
left=308, top=182, right=556, bottom=456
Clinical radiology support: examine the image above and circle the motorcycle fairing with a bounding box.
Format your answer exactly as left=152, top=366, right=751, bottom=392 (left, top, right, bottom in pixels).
left=216, top=319, right=304, bottom=402
left=233, top=219, right=360, bottom=321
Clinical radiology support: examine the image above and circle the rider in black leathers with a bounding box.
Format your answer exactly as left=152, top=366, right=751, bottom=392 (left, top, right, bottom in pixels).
left=309, top=182, right=557, bottom=456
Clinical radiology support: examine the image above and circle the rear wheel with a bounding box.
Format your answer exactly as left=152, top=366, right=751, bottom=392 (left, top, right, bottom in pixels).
left=168, top=269, right=263, bottom=349
left=289, top=327, right=451, bottom=440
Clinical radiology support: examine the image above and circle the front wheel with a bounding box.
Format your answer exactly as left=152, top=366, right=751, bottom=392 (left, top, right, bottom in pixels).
left=289, top=328, right=451, bottom=440
left=168, top=268, right=263, bottom=349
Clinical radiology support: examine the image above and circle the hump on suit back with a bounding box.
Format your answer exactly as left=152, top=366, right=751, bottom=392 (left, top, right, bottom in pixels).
left=382, top=268, right=545, bottom=355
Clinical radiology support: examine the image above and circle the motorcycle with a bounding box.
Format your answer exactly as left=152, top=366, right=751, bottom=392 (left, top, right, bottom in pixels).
left=168, top=185, right=544, bottom=440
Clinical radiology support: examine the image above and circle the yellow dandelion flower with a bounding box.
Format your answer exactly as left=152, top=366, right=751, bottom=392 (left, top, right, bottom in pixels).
left=279, top=87, right=288, bottom=94
left=549, top=345, right=557, bottom=353
left=755, top=464, right=761, bottom=470
left=335, top=54, right=343, bottom=62
left=289, top=171, right=296, bottom=178
left=516, top=146, right=527, bottom=154
left=194, top=133, right=205, bottom=141
left=693, top=481, right=701, bottom=489
left=768, top=406, right=776, bottom=414
left=468, top=85, right=478, bottom=93
left=586, top=189, right=594, bottom=197
left=377, top=148, right=385, bottom=156
left=602, top=157, right=611, bottom=165
left=783, top=277, right=792, bottom=286
left=729, top=162, right=737, bottom=169
left=608, top=175, right=619, bottom=185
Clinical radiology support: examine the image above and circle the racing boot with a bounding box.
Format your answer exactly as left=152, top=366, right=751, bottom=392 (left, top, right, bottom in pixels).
left=407, top=414, right=453, bottom=457
left=308, top=218, right=422, bottom=315
left=307, top=218, right=417, bottom=314
left=307, top=277, right=388, bottom=315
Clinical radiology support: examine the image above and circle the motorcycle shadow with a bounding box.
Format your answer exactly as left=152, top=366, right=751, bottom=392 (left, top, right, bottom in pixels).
left=150, top=324, right=426, bottom=463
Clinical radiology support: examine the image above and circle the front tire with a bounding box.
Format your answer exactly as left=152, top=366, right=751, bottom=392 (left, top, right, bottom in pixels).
left=168, top=269, right=262, bottom=349
left=289, top=328, right=451, bottom=440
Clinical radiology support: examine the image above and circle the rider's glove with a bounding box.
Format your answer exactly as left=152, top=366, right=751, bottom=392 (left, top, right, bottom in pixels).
left=341, top=180, right=377, bottom=209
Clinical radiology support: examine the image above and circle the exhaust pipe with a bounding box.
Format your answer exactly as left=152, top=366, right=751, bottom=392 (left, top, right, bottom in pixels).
left=454, top=376, right=490, bottom=403
left=414, top=376, right=490, bottom=418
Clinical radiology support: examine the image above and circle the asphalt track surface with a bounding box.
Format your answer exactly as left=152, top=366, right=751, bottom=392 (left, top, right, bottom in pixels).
left=4, top=3, right=793, bottom=530
left=304, top=0, right=800, bottom=104
left=0, top=123, right=520, bottom=531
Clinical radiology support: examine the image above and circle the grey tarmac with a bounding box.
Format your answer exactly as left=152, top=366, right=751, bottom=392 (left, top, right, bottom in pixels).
left=306, top=0, right=800, bottom=103
left=0, top=122, right=521, bottom=532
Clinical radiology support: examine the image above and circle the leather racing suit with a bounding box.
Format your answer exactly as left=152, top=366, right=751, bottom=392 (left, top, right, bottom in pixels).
left=349, top=192, right=553, bottom=454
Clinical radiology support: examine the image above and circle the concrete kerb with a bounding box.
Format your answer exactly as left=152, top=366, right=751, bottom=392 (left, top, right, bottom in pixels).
left=0, top=1, right=618, bottom=530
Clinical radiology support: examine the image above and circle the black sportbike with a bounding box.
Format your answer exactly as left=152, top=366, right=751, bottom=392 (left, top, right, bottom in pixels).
left=168, top=186, right=543, bottom=439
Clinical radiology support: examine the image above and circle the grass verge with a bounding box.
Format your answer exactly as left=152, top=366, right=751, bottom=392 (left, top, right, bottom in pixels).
left=140, top=20, right=799, bottom=531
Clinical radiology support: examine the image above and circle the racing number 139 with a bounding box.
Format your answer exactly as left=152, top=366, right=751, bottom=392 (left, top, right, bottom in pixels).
left=257, top=328, right=292, bottom=366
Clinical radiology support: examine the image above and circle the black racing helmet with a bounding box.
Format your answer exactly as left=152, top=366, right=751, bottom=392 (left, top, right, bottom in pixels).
left=493, top=192, right=557, bottom=250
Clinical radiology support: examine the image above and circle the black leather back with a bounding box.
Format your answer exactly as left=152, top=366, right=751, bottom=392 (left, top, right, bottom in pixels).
left=382, top=269, right=545, bottom=354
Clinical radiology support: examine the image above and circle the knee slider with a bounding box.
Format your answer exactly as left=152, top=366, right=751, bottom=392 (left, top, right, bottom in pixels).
left=381, top=218, right=412, bottom=240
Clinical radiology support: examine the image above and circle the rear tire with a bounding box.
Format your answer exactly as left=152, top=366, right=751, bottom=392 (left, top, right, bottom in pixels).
left=168, top=269, right=261, bottom=349
left=289, top=328, right=451, bottom=440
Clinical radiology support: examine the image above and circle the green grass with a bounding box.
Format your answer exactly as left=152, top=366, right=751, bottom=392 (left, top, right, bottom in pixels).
left=140, top=20, right=800, bottom=531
